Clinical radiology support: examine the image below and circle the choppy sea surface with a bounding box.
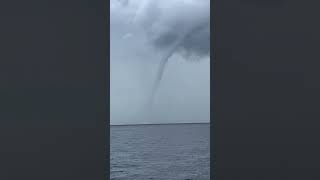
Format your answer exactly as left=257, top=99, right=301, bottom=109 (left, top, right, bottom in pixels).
left=110, top=123, right=210, bottom=180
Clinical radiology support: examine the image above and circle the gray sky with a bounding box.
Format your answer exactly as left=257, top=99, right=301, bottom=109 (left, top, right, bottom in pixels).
left=110, top=0, right=210, bottom=125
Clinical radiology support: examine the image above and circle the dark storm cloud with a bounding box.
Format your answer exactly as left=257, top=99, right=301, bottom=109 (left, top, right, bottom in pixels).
left=178, top=25, right=210, bottom=61
left=150, top=23, right=210, bottom=61
left=132, top=0, right=210, bottom=61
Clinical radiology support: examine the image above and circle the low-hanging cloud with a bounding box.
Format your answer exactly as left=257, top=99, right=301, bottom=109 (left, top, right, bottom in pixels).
left=132, top=0, right=210, bottom=61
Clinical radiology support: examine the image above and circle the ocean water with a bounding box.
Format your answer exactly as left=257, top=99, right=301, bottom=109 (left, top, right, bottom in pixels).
left=110, top=123, right=210, bottom=180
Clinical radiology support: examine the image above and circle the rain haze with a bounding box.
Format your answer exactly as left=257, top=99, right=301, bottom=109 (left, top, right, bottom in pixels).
left=110, top=0, right=210, bottom=125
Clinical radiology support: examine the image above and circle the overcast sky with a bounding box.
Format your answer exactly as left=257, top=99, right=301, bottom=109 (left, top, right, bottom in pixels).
left=110, top=0, right=210, bottom=125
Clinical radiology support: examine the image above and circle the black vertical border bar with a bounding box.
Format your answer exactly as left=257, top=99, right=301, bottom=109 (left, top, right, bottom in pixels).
left=210, top=0, right=216, bottom=179
left=0, top=0, right=109, bottom=179
left=106, top=0, right=111, bottom=179
left=211, top=0, right=320, bottom=179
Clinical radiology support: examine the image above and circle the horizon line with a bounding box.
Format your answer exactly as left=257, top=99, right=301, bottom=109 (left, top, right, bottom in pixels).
left=110, top=122, right=210, bottom=126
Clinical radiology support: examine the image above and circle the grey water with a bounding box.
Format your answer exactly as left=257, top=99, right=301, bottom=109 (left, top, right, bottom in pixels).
left=110, top=123, right=210, bottom=180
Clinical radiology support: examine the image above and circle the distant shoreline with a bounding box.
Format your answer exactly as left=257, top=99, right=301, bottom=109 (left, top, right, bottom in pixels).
left=110, top=122, right=210, bottom=126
